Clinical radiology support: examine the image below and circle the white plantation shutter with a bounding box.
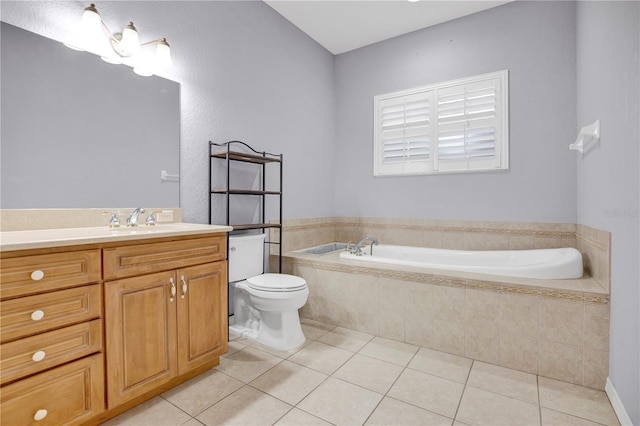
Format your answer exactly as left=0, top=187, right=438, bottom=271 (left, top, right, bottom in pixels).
left=374, top=70, right=508, bottom=176
left=435, top=78, right=503, bottom=171
left=375, top=92, right=432, bottom=175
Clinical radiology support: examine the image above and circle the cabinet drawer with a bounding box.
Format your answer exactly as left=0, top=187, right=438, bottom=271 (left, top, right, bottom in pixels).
left=0, top=250, right=101, bottom=300
left=0, top=285, right=102, bottom=343
left=1, top=320, right=102, bottom=385
left=1, top=354, right=104, bottom=426
left=103, top=235, right=226, bottom=280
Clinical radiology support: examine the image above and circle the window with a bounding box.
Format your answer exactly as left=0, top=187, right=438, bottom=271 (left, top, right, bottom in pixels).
left=374, top=70, right=509, bottom=176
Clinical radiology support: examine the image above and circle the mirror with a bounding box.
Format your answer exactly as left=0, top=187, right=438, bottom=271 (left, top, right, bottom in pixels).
left=0, top=22, right=180, bottom=209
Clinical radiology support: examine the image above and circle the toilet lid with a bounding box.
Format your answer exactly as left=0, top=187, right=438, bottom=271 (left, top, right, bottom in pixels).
left=247, top=273, right=307, bottom=292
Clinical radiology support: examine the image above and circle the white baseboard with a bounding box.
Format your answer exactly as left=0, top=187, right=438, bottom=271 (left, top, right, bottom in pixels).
left=605, top=377, right=634, bottom=425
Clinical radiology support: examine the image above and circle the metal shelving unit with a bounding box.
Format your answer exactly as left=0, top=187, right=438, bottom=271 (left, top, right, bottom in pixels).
left=209, top=140, right=283, bottom=272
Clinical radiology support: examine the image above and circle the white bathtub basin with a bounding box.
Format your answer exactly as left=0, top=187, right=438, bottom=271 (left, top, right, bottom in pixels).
left=339, top=244, right=584, bottom=280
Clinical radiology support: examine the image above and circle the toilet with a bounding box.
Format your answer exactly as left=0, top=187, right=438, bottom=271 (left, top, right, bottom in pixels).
left=228, top=234, right=308, bottom=351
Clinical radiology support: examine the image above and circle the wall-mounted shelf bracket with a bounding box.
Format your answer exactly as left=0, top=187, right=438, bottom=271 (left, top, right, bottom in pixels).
left=570, top=119, right=600, bottom=154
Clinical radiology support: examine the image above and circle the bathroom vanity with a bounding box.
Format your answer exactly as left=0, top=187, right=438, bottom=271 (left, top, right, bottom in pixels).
left=0, top=224, right=231, bottom=425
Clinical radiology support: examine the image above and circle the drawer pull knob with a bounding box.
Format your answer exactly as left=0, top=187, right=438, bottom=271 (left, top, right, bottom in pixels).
left=31, top=270, right=45, bottom=281
left=32, top=350, right=46, bottom=362
left=31, top=310, right=45, bottom=321
left=34, top=409, right=48, bottom=421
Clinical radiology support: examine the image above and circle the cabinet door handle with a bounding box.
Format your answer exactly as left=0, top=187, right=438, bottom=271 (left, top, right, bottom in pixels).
left=180, top=275, right=187, bottom=299
left=169, top=277, right=176, bottom=302
left=31, top=270, right=45, bottom=281
left=34, top=409, right=48, bottom=421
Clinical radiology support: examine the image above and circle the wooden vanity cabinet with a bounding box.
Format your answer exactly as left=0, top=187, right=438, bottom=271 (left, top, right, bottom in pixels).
left=0, top=231, right=229, bottom=425
left=103, top=235, right=228, bottom=408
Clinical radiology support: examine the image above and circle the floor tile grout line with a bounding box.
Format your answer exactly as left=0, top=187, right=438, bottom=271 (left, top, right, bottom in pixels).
left=360, top=342, right=449, bottom=426
left=541, top=407, right=609, bottom=426
left=451, top=358, right=475, bottom=423
left=280, top=328, right=359, bottom=423
left=272, top=328, right=351, bottom=426
left=461, top=367, right=544, bottom=407
left=186, top=375, right=253, bottom=421
left=537, top=374, right=543, bottom=426
left=158, top=393, right=199, bottom=421
left=360, top=350, right=411, bottom=426
left=225, top=330, right=340, bottom=425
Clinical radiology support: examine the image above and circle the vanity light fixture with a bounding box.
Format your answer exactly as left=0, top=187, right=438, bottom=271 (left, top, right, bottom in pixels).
left=68, top=3, right=172, bottom=76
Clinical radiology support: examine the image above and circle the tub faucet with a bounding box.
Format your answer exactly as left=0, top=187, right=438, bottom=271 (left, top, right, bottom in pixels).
left=353, top=237, right=379, bottom=256
left=126, top=207, right=146, bottom=227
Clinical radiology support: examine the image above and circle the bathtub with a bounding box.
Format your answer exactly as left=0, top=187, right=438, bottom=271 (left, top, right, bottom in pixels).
left=339, top=244, right=584, bottom=280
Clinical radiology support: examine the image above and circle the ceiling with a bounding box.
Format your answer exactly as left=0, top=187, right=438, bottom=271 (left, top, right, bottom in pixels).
left=264, top=0, right=511, bottom=55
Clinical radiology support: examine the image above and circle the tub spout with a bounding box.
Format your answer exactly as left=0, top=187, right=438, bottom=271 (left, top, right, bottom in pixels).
left=353, top=237, right=379, bottom=256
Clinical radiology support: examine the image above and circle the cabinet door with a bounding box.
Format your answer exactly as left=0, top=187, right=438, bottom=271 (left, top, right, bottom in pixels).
left=104, top=271, right=177, bottom=408
left=177, top=262, right=227, bottom=375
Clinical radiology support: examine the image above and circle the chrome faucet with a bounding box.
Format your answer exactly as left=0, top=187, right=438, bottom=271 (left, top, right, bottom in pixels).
left=102, top=211, right=121, bottom=228
left=352, top=236, right=379, bottom=256
left=126, top=207, right=145, bottom=227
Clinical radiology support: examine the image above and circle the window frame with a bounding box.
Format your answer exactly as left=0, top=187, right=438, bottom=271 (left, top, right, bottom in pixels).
left=373, top=70, right=509, bottom=177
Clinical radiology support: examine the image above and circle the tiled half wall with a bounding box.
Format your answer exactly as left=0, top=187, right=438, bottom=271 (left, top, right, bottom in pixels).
left=274, top=217, right=610, bottom=290
left=276, top=217, right=611, bottom=390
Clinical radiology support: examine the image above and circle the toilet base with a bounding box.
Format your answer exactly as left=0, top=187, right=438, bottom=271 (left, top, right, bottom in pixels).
left=228, top=310, right=306, bottom=351
left=257, top=310, right=306, bottom=351
left=229, top=324, right=258, bottom=341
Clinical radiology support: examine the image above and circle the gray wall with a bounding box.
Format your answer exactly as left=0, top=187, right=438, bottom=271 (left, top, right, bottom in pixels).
left=0, top=1, right=336, bottom=223
left=576, top=2, right=640, bottom=423
left=333, top=1, right=577, bottom=223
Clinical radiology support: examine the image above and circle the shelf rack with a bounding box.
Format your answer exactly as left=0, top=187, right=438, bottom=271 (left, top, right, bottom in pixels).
left=209, top=140, right=283, bottom=272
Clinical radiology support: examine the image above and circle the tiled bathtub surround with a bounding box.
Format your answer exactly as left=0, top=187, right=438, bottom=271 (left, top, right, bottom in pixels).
left=576, top=224, right=611, bottom=291
left=278, top=217, right=611, bottom=391
left=276, top=217, right=579, bottom=253
left=276, top=217, right=610, bottom=290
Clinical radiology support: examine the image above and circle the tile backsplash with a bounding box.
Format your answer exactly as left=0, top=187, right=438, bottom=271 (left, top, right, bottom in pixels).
left=0, top=208, right=182, bottom=231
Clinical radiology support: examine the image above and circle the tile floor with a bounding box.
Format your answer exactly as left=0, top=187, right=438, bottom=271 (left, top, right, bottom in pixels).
left=103, top=318, right=620, bottom=426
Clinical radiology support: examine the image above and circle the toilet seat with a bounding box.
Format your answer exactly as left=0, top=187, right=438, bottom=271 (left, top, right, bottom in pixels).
left=246, top=273, right=307, bottom=292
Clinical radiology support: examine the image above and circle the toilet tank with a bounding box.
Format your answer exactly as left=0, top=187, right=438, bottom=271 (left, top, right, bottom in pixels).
left=228, top=234, right=266, bottom=282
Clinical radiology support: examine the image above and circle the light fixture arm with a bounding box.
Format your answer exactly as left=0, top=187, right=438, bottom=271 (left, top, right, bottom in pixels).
left=141, top=38, right=170, bottom=48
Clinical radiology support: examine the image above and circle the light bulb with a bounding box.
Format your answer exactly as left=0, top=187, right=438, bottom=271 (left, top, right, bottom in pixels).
left=119, top=22, right=140, bottom=56
left=79, top=3, right=106, bottom=53
left=154, top=38, right=172, bottom=67
left=80, top=3, right=102, bottom=38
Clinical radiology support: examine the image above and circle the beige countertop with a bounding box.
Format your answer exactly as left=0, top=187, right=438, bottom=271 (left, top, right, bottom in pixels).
left=0, top=223, right=233, bottom=252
